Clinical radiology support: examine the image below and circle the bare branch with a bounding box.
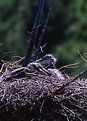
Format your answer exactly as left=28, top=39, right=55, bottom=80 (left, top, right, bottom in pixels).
left=24, top=0, right=45, bottom=66
left=34, top=0, right=55, bottom=61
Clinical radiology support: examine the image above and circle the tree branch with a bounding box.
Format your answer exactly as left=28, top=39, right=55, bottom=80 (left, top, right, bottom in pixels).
left=34, top=0, right=55, bottom=61
left=24, top=0, right=45, bottom=66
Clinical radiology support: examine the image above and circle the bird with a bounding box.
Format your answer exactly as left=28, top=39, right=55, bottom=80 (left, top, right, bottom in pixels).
left=35, top=54, right=57, bottom=69
left=26, top=54, right=57, bottom=77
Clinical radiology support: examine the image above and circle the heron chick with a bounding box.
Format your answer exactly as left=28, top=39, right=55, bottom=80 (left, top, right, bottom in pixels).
left=35, top=54, right=57, bottom=69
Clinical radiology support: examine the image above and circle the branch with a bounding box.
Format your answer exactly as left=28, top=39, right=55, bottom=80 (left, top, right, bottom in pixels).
left=33, top=0, right=55, bottom=61
left=54, top=68, right=87, bottom=95
left=24, top=0, right=45, bottom=66
left=33, top=0, right=45, bottom=29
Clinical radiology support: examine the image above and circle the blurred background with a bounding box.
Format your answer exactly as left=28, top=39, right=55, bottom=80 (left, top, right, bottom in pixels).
left=0, top=0, right=87, bottom=75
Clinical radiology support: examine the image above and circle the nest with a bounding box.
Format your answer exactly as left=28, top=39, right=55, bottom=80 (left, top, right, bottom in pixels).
left=0, top=60, right=87, bottom=121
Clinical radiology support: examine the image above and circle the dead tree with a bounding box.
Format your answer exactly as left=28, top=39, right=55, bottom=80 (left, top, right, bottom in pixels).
left=24, top=0, right=55, bottom=66
left=24, top=0, right=46, bottom=66
left=33, top=0, right=55, bottom=61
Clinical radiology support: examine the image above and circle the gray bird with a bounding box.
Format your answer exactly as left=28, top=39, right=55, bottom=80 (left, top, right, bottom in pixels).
left=35, top=54, right=57, bottom=69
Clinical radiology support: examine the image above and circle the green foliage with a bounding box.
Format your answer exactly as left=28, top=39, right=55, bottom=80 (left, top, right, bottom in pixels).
left=53, top=40, right=87, bottom=74
left=0, top=0, right=31, bottom=59
left=0, top=0, right=87, bottom=74
left=52, top=0, right=87, bottom=74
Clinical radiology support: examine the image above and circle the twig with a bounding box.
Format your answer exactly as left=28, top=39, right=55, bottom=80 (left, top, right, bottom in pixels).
left=77, top=50, right=87, bottom=63
left=61, top=108, right=70, bottom=121
left=61, top=104, right=82, bottom=121
left=40, top=43, right=47, bottom=52
left=2, top=51, right=16, bottom=57
left=69, top=97, right=87, bottom=112
left=54, top=68, right=87, bottom=95
left=59, top=62, right=79, bottom=71
left=40, top=98, right=45, bottom=114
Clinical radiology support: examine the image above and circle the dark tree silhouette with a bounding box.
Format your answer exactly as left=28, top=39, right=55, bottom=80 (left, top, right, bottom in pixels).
left=24, top=0, right=55, bottom=66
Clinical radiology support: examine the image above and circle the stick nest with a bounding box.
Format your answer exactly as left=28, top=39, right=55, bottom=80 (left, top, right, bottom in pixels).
left=0, top=60, right=87, bottom=121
